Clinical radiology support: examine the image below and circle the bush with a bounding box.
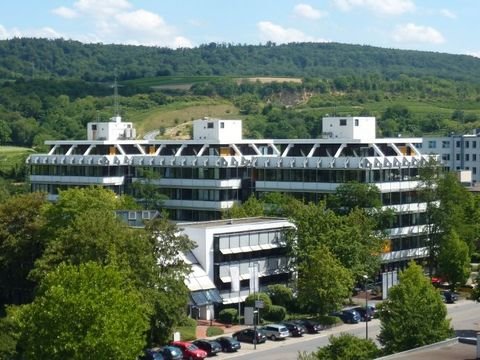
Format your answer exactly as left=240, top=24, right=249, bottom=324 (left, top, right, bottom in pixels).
left=471, top=252, right=480, bottom=263
left=266, top=284, right=293, bottom=309
left=317, top=315, right=342, bottom=327
left=177, top=316, right=197, bottom=341
left=206, top=326, right=224, bottom=337
left=264, top=305, right=286, bottom=322
left=245, top=293, right=272, bottom=317
left=218, top=308, right=237, bottom=324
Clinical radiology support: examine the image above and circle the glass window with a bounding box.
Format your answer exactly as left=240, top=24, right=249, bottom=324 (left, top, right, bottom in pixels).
left=355, top=119, right=359, bottom=126
left=428, top=140, right=436, bottom=149
left=441, top=141, right=450, bottom=148
left=207, top=122, right=214, bottom=129
left=340, top=119, right=347, bottom=126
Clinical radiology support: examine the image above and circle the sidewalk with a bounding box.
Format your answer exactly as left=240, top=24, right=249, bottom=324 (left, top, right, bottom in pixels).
left=196, top=319, right=244, bottom=339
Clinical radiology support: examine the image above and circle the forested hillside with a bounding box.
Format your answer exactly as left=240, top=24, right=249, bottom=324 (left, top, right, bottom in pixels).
left=1, top=38, right=480, bottom=82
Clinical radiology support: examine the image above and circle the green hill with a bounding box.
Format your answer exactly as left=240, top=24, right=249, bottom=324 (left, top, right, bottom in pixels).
left=1, top=38, right=480, bottom=83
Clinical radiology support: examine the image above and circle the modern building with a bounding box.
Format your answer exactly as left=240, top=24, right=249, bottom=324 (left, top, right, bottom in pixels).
left=27, top=115, right=436, bottom=271
left=419, top=133, right=480, bottom=185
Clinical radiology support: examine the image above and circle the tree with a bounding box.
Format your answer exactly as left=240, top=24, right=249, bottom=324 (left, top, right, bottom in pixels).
left=437, top=231, right=470, bottom=290
left=297, top=245, right=353, bottom=315
left=328, top=182, right=382, bottom=214
left=314, top=333, right=379, bottom=360
left=222, top=195, right=264, bottom=219
left=0, top=193, right=47, bottom=306
left=378, top=261, right=453, bottom=354
left=245, top=292, right=272, bottom=321
left=266, top=284, right=293, bottom=309
left=14, top=262, right=150, bottom=360
left=143, top=215, right=196, bottom=345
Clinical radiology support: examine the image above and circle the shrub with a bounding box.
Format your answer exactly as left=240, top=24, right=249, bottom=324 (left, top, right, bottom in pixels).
left=266, top=284, right=293, bottom=309
left=317, top=315, right=342, bottom=327
left=471, top=252, right=480, bottom=263
left=264, top=305, right=286, bottom=322
left=206, top=326, right=224, bottom=337
left=244, top=292, right=272, bottom=316
left=218, top=308, right=237, bottom=324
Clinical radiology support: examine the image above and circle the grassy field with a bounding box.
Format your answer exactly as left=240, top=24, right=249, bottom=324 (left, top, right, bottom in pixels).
left=0, top=146, right=34, bottom=174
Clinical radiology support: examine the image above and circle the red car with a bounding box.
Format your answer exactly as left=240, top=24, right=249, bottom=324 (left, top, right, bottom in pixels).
left=170, top=341, right=207, bottom=360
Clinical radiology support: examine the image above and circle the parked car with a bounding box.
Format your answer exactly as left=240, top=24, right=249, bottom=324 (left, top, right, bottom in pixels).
left=150, top=346, right=183, bottom=360
left=192, top=339, right=222, bottom=357
left=232, top=328, right=267, bottom=344
left=259, top=324, right=290, bottom=341
left=331, top=309, right=361, bottom=324
left=281, top=322, right=305, bottom=337
left=170, top=341, right=207, bottom=360
left=141, top=348, right=165, bottom=360
left=440, top=290, right=459, bottom=304
left=353, top=306, right=373, bottom=321
left=293, top=319, right=322, bottom=334
left=214, top=336, right=241, bottom=352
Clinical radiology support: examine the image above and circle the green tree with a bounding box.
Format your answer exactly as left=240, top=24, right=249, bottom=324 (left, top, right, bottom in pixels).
left=245, top=292, right=272, bottom=321
left=328, top=182, right=382, bottom=213
left=438, top=231, right=471, bottom=290
left=14, top=262, right=150, bottom=360
left=314, top=333, right=379, bottom=360
left=266, top=284, right=293, bottom=309
left=0, top=193, right=47, bottom=306
left=378, top=262, right=453, bottom=354
left=297, top=245, right=353, bottom=315
left=131, top=168, right=168, bottom=210
left=223, top=195, right=264, bottom=219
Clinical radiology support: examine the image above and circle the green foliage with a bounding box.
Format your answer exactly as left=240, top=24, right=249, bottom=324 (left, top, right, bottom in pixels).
left=218, top=308, right=238, bottom=324
left=266, top=284, right=294, bottom=309
left=206, top=326, right=224, bottom=337
left=316, top=315, right=342, bottom=327
left=245, top=293, right=273, bottom=320
left=0, top=309, right=20, bottom=359
left=314, top=333, right=379, bottom=360
left=378, top=261, right=454, bottom=354
left=438, top=231, right=471, bottom=290
left=177, top=324, right=197, bottom=341
left=222, top=195, right=264, bottom=219
left=14, top=262, right=150, bottom=360
left=328, top=182, right=382, bottom=213
left=470, top=273, right=480, bottom=301
left=0, top=192, right=47, bottom=306
left=297, top=245, right=353, bottom=315
left=264, top=305, right=287, bottom=322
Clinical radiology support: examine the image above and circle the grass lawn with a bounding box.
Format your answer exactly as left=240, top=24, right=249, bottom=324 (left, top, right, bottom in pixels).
left=0, top=146, right=34, bottom=173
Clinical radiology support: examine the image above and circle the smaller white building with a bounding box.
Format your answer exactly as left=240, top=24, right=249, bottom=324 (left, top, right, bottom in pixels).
left=192, top=118, right=243, bottom=142
left=322, top=116, right=376, bottom=141
left=87, top=115, right=136, bottom=141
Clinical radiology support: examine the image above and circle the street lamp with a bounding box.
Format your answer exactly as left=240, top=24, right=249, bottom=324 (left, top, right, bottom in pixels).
left=362, top=274, right=369, bottom=340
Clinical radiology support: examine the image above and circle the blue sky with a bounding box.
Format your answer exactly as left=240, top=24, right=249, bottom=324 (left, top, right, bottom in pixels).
left=0, top=0, right=478, bottom=57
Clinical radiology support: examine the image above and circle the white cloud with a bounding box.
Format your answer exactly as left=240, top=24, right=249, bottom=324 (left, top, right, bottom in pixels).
left=333, top=0, right=415, bottom=15
left=293, top=4, right=327, bottom=20
left=51, top=6, right=78, bottom=19
left=440, top=9, right=456, bottom=19
left=467, top=51, right=480, bottom=58
left=257, top=21, right=326, bottom=43
left=0, top=24, right=63, bottom=40
left=392, top=23, right=445, bottom=44
left=48, top=0, right=192, bottom=48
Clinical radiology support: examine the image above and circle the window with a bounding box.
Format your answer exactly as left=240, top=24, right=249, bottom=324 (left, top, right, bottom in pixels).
left=456, top=154, right=460, bottom=161
left=441, top=141, right=450, bottom=148
left=473, top=167, right=477, bottom=175
left=473, top=141, right=477, bottom=149
left=466, top=154, right=470, bottom=161
left=474, top=154, right=477, bottom=161
left=92, top=124, right=97, bottom=130
left=220, top=122, right=224, bottom=128
left=456, top=141, right=461, bottom=148
left=207, top=122, right=214, bottom=129
left=142, top=211, right=150, bottom=220
left=355, top=119, right=359, bottom=126
left=428, top=140, right=436, bottom=149
left=128, top=211, right=136, bottom=220
left=442, top=154, right=450, bottom=161
left=466, top=141, right=470, bottom=148
left=340, top=119, right=347, bottom=126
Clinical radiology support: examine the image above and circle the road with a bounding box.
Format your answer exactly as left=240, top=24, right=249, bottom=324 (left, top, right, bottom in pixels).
left=215, top=300, right=480, bottom=360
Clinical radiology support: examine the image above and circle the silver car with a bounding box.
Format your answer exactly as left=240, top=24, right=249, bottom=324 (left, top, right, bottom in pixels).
left=260, top=324, right=290, bottom=341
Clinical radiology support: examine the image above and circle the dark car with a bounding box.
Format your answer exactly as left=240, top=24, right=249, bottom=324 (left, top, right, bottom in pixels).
left=144, top=346, right=182, bottom=360
left=353, top=306, right=374, bottom=321
left=440, top=290, right=459, bottom=304
left=214, top=337, right=241, bottom=352
left=293, top=319, right=322, bottom=334
left=232, top=328, right=267, bottom=344
left=281, top=322, right=305, bottom=337
left=331, top=309, right=361, bottom=324
left=192, top=339, right=222, bottom=357
left=141, top=348, right=165, bottom=360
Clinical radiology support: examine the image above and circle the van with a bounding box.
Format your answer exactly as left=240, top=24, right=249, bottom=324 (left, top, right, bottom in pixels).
left=260, top=324, right=290, bottom=341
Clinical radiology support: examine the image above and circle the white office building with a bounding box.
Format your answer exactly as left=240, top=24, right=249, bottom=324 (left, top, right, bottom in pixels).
left=28, top=115, right=436, bottom=271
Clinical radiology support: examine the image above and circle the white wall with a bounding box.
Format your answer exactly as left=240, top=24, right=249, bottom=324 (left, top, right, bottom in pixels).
left=193, top=118, right=242, bottom=142
left=322, top=116, right=376, bottom=140
left=87, top=116, right=136, bottom=140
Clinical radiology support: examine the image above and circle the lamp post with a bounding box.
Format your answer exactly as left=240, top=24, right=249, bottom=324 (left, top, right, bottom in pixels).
left=362, top=274, right=369, bottom=340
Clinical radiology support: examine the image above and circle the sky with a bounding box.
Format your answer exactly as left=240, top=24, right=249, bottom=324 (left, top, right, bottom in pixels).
left=0, top=0, right=478, bottom=57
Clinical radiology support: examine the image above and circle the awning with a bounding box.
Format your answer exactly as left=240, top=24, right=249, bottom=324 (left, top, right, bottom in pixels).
left=190, top=289, right=223, bottom=307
